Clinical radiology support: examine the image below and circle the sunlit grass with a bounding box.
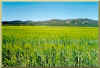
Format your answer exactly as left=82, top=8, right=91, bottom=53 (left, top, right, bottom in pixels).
left=2, top=26, right=99, bottom=67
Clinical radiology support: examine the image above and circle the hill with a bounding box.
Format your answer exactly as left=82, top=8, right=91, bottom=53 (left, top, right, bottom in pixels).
left=2, top=18, right=98, bottom=27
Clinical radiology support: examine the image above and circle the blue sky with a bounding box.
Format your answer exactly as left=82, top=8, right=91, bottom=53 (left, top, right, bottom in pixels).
left=2, top=2, right=98, bottom=21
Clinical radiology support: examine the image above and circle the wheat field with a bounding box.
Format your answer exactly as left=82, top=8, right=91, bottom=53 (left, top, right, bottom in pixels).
left=2, top=26, right=99, bottom=67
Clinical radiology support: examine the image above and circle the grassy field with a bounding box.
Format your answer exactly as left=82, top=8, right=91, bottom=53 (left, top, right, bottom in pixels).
left=2, top=26, right=99, bottom=67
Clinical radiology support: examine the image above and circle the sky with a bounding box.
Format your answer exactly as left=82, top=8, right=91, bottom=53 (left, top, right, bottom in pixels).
left=2, top=2, right=98, bottom=21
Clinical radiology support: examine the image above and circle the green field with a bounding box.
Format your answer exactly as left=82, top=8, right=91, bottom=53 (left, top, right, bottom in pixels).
left=2, top=26, right=99, bottom=67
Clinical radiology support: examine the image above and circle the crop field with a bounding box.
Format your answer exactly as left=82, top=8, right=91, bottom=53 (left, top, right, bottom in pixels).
left=2, top=26, right=99, bottom=67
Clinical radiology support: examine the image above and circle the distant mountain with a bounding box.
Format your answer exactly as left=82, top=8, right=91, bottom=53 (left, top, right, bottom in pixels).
left=2, top=18, right=98, bottom=27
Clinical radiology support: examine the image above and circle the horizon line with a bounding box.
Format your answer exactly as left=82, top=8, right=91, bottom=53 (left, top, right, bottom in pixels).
left=2, top=18, right=98, bottom=22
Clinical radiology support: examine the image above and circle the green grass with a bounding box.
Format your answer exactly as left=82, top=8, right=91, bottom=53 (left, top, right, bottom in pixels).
left=2, top=26, right=99, bottom=67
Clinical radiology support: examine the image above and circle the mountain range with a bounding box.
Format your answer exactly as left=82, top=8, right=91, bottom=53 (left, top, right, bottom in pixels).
left=2, top=18, right=98, bottom=27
